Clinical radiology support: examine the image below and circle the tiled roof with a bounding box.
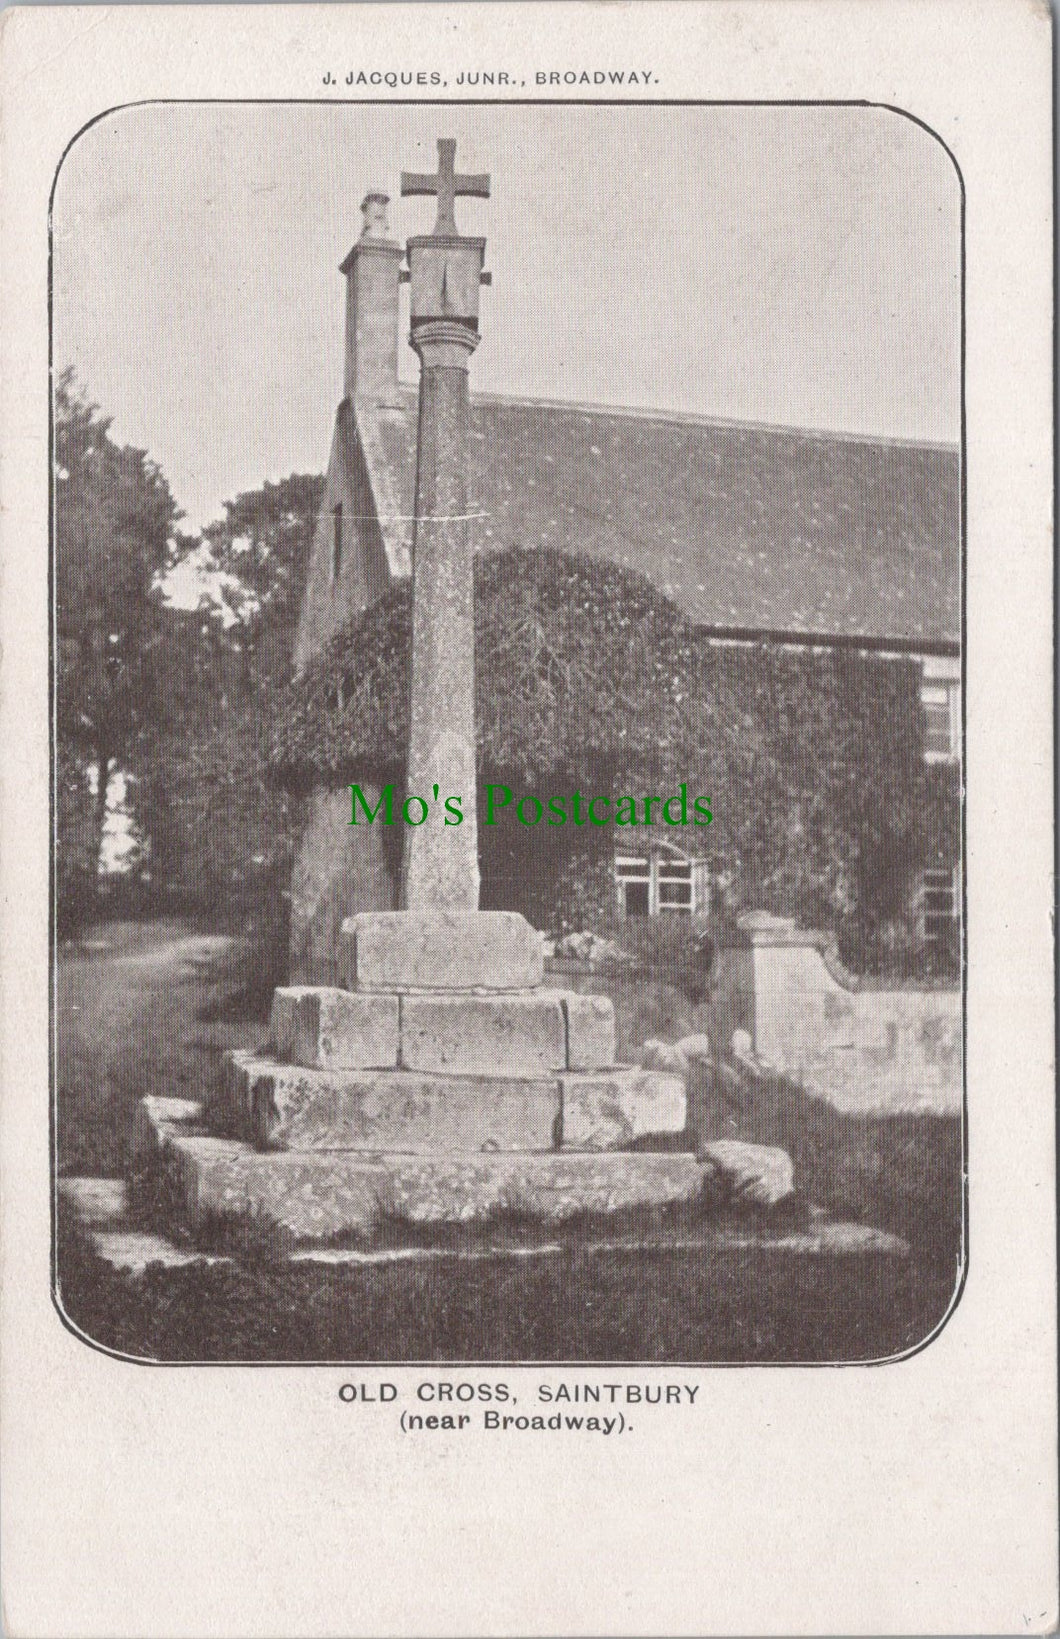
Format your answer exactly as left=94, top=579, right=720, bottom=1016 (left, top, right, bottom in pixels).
left=366, top=389, right=960, bottom=646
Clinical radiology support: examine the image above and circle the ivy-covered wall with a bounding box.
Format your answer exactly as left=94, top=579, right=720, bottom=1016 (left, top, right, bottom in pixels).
left=275, top=548, right=960, bottom=977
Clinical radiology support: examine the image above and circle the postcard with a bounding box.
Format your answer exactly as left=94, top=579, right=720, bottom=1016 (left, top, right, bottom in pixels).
left=1, top=3, right=1055, bottom=1634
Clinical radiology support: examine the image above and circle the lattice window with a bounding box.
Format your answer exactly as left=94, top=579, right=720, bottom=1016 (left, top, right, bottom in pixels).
left=921, top=866, right=959, bottom=945
left=921, top=679, right=960, bottom=761
left=615, top=844, right=696, bottom=917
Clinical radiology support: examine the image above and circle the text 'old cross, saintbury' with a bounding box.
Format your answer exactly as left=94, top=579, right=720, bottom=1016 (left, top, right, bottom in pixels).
left=400, top=137, right=490, bottom=237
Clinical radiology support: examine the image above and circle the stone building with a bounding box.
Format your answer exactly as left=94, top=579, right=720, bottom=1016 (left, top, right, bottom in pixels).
left=289, top=192, right=960, bottom=982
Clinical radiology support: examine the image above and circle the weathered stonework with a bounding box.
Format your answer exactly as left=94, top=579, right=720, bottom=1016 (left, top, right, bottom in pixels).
left=559, top=1068, right=687, bottom=1151
left=135, top=1097, right=713, bottom=1240
left=399, top=990, right=566, bottom=1077
left=707, top=913, right=962, bottom=1114
left=269, top=986, right=399, bottom=1070
left=560, top=991, right=617, bottom=1070
left=700, top=1140, right=796, bottom=1208
left=341, top=909, right=544, bottom=992
left=225, top=1060, right=561, bottom=1153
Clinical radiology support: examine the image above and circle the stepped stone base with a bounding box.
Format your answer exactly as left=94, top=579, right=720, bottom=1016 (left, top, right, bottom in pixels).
left=214, top=1052, right=684, bottom=1154
left=267, top=980, right=616, bottom=1078
left=139, top=914, right=698, bottom=1245
left=134, top=1097, right=713, bottom=1241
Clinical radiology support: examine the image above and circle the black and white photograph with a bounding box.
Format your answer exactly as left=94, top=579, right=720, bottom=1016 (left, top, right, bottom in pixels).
left=52, top=100, right=966, bottom=1365
left=2, top=6, right=1055, bottom=1636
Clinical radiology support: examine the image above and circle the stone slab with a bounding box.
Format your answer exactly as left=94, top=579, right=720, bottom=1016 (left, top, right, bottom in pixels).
left=219, top=1056, right=561, bottom=1153
left=341, top=910, right=544, bottom=992
left=60, top=1174, right=910, bottom=1269
left=700, top=1140, right=795, bottom=1208
left=269, top=986, right=399, bottom=1069
left=58, top=1176, right=130, bottom=1227
left=560, top=992, right=616, bottom=1070
left=399, top=991, right=566, bottom=1076
left=559, top=1069, right=687, bottom=1150
left=134, top=1097, right=711, bottom=1240
left=88, top=1230, right=231, bottom=1274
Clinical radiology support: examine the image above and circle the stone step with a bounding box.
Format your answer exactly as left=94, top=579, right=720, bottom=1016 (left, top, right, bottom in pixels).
left=222, top=1057, right=562, bottom=1152
left=559, top=1069, right=687, bottom=1150
left=216, top=1052, right=684, bottom=1154
left=134, top=1097, right=712, bottom=1242
left=269, top=984, right=616, bottom=1075
left=396, top=988, right=616, bottom=1076
left=561, top=992, right=616, bottom=1070
left=399, top=989, right=566, bottom=1075
left=60, top=1174, right=913, bottom=1271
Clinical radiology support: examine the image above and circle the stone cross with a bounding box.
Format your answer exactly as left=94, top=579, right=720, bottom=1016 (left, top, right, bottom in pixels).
left=399, top=140, right=490, bottom=912
left=401, top=137, right=490, bottom=237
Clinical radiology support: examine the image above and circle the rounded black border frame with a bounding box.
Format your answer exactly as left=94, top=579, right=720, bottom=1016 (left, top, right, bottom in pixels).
left=47, top=96, right=968, bottom=1369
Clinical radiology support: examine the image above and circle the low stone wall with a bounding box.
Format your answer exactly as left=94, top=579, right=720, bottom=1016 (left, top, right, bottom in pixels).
left=549, top=913, right=961, bottom=1115
left=709, top=913, right=962, bottom=1115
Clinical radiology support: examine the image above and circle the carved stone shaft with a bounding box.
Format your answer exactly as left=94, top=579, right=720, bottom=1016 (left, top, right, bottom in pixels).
left=400, top=318, right=480, bottom=910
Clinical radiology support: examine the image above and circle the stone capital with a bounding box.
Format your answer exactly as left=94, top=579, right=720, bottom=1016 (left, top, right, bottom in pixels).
left=409, top=317, right=480, bottom=371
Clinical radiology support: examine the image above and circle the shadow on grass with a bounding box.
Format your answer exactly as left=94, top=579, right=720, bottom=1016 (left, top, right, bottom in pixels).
left=55, top=1211, right=960, bottom=1367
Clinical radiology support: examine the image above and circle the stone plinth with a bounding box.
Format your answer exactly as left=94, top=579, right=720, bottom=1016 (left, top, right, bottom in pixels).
left=341, top=909, right=544, bottom=992
left=135, top=1097, right=712, bottom=1241
left=221, top=1058, right=560, bottom=1153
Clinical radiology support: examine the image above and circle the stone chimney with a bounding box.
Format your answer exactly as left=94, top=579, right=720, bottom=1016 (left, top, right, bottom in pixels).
left=339, top=192, right=403, bottom=407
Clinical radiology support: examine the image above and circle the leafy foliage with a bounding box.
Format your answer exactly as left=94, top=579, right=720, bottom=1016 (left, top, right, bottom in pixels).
left=193, top=473, right=325, bottom=686
left=54, top=372, right=180, bottom=752
left=125, top=478, right=323, bottom=956
left=275, top=547, right=959, bottom=971
left=54, top=371, right=181, bottom=920
left=274, top=548, right=694, bottom=786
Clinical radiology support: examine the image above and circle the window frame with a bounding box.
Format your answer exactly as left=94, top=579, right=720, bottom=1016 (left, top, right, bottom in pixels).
left=615, top=840, right=698, bottom=917
left=920, top=864, right=959, bottom=946
left=920, top=674, right=961, bottom=763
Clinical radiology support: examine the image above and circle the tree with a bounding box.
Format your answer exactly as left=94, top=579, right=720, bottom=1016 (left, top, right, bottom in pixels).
left=126, top=475, right=322, bottom=987
left=194, top=473, right=324, bottom=690
left=54, top=371, right=180, bottom=898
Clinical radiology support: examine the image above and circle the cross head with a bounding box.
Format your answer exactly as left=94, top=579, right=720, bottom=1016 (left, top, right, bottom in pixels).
left=401, top=138, right=490, bottom=237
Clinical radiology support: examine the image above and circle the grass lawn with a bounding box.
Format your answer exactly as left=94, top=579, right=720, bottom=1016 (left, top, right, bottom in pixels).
left=55, top=919, right=965, bottom=1366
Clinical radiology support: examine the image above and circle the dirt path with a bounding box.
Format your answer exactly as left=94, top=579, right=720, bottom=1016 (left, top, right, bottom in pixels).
left=57, top=920, right=262, bottom=1177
